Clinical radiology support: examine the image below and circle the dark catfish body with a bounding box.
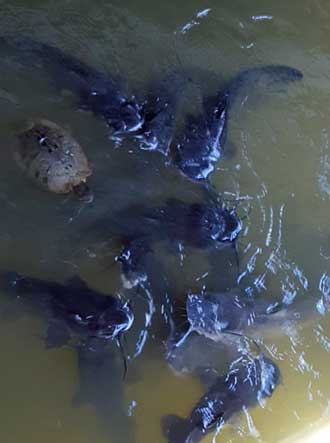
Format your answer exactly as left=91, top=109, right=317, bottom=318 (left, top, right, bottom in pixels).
left=133, top=72, right=180, bottom=155
left=174, top=65, right=303, bottom=181
left=116, top=238, right=153, bottom=289
left=111, top=198, right=241, bottom=251
left=187, top=290, right=278, bottom=338
left=0, top=271, right=133, bottom=347
left=0, top=36, right=144, bottom=140
left=87, top=198, right=240, bottom=302
left=163, top=353, right=281, bottom=443
left=156, top=199, right=241, bottom=249
left=74, top=337, right=133, bottom=443
left=186, top=290, right=317, bottom=345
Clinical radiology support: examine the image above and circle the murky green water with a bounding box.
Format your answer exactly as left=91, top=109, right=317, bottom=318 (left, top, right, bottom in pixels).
left=0, top=0, right=330, bottom=442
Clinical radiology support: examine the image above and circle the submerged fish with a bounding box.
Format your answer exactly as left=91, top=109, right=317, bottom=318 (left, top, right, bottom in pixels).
left=115, top=238, right=152, bottom=289
left=74, top=337, right=133, bottom=443
left=0, top=36, right=303, bottom=174
left=133, top=72, right=179, bottom=155
left=154, top=198, right=241, bottom=250
left=106, top=198, right=241, bottom=252
left=89, top=198, right=241, bottom=320
left=0, top=271, right=133, bottom=347
left=0, top=35, right=181, bottom=154
left=0, top=36, right=144, bottom=141
left=116, top=237, right=174, bottom=345
left=183, top=289, right=317, bottom=346
left=163, top=353, right=281, bottom=443
left=0, top=270, right=135, bottom=436
left=166, top=324, right=233, bottom=383
left=173, top=65, right=303, bottom=181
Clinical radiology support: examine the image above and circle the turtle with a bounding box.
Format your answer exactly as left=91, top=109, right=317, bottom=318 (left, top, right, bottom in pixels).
left=14, top=118, right=93, bottom=201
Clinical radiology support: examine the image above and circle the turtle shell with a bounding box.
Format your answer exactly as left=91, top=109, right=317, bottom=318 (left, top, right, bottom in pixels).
left=14, top=119, right=92, bottom=194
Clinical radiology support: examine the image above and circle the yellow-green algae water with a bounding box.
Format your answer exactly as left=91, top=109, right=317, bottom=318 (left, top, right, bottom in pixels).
left=0, top=0, right=329, bottom=442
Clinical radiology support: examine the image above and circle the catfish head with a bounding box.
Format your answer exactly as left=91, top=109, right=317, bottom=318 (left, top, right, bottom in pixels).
left=80, top=86, right=144, bottom=138
left=90, top=300, right=134, bottom=340
left=181, top=202, right=241, bottom=249
left=0, top=271, right=134, bottom=343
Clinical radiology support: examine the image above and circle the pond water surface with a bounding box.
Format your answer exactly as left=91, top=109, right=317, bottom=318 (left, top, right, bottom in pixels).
left=0, top=1, right=330, bottom=442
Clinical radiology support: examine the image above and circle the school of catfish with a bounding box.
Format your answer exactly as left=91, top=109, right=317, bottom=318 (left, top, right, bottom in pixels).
left=0, top=34, right=308, bottom=443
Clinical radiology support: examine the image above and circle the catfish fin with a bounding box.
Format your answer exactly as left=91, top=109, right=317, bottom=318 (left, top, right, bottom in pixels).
left=162, top=414, right=192, bottom=443
left=46, top=321, right=71, bottom=348
left=66, top=275, right=89, bottom=290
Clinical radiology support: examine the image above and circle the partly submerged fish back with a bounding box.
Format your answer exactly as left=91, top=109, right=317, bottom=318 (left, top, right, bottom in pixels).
left=223, top=64, right=303, bottom=110
left=135, top=69, right=185, bottom=154
left=75, top=338, right=134, bottom=442
left=186, top=291, right=259, bottom=337
left=0, top=35, right=144, bottom=135
left=174, top=63, right=303, bottom=181
left=207, top=64, right=303, bottom=149
left=162, top=353, right=281, bottom=443
left=186, top=290, right=320, bottom=345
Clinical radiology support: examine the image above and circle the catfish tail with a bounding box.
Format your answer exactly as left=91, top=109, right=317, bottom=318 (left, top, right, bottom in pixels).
left=221, top=64, right=303, bottom=112
left=0, top=35, right=103, bottom=88
left=0, top=270, right=38, bottom=295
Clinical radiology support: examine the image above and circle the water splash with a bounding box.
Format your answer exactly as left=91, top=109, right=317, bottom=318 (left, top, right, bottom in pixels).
left=251, top=15, right=273, bottom=22
left=176, top=8, right=212, bottom=34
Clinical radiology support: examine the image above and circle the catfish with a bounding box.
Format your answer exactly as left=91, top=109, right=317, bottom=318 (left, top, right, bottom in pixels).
left=100, top=198, right=242, bottom=253
left=173, top=65, right=303, bottom=180
left=163, top=353, right=281, bottom=443
left=181, top=289, right=318, bottom=347
left=74, top=337, right=133, bottom=443
left=0, top=36, right=144, bottom=141
left=0, top=270, right=133, bottom=347
left=133, top=71, right=179, bottom=155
